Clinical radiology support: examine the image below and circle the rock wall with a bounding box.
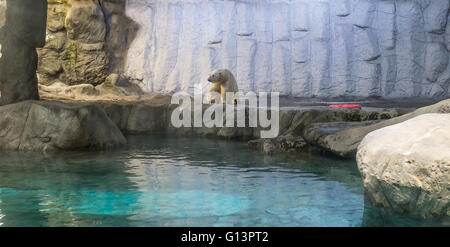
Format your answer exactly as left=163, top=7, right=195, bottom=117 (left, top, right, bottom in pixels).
left=124, top=0, right=450, bottom=98
left=0, top=0, right=47, bottom=105
left=6, top=0, right=450, bottom=98
left=36, top=0, right=137, bottom=86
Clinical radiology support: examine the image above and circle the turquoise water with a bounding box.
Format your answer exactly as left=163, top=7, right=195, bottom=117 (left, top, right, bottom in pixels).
left=0, top=135, right=446, bottom=227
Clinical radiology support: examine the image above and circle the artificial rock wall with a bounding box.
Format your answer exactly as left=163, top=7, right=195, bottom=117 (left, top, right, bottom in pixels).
left=35, top=0, right=137, bottom=86
left=124, top=0, right=450, bottom=98
left=3, top=0, right=450, bottom=98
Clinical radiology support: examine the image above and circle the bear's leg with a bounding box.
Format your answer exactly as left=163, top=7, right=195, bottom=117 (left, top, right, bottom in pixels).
left=208, top=83, right=221, bottom=104
left=221, top=90, right=227, bottom=104
left=207, top=91, right=217, bottom=104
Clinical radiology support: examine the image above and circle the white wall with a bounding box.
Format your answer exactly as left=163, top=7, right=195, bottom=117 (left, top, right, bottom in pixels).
left=124, top=0, right=450, bottom=98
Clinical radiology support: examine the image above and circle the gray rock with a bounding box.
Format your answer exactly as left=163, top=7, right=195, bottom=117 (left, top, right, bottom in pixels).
left=302, top=120, right=381, bottom=154
left=101, top=1, right=139, bottom=74
left=47, top=2, right=65, bottom=32
left=96, top=98, right=405, bottom=145
left=61, top=40, right=108, bottom=86
left=96, top=74, right=143, bottom=96
left=248, top=136, right=307, bottom=155
left=315, top=99, right=450, bottom=158
left=0, top=0, right=47, bottom=105
left=65, top=0, right=106, bottom=44
left=357, top=113, right=450, bottom=219
left=39, top=82, right=99, bottom=100
left=37, top=0, right=125, bottom=86
left=0, top=100, right=126, bottom=151
left=37, top=48, right=63, bottom=78
left=279, top=107, right=404, bottom=138
left=126, top=103, right=168, bottom=134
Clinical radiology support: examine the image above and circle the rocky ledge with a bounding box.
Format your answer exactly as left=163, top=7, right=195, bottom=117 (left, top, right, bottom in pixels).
left=38, top=83, right=409, bottom=143
left=37, top=87, right=430, bottom=155
left=0, top=100, right=126, bottom=151
left=357, top=113, right=450, bottom=220
left=37, top=84, right=450, bottom=160
left=302, top=99, right=450, bottom=158
left=97, top=101, right=408, bottom=142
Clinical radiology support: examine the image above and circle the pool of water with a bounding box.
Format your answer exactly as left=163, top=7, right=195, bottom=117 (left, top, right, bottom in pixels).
left=0, top=135, right=446, bottom=227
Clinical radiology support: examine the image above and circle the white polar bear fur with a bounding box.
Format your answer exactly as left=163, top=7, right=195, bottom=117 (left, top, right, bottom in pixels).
left=207, top=69, right=239, bottom=104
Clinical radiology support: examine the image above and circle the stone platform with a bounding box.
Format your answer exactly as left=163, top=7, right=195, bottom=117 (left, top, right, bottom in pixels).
left=35, top=88, right=450, bottom=158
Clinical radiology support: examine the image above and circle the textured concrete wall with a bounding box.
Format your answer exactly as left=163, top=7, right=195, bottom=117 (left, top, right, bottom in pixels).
left=124, top=0, right=450, bottom=98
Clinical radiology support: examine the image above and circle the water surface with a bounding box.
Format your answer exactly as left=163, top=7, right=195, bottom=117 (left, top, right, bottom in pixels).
left=0, top=135, right=446, bottom=227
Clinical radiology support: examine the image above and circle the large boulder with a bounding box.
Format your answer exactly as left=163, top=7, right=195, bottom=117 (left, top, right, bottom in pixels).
left=313, top=99, right=450, bottom=158
left=0, top=100, right=126, bottom=151
left=357, top=113, right=450, bottom=219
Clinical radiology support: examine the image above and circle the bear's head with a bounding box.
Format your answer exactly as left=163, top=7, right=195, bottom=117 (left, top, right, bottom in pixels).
left=207, top=69, right=227, bottom=83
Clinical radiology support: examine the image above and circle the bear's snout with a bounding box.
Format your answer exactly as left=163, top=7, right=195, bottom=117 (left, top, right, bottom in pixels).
left=207, top=76, right=214, bottom=82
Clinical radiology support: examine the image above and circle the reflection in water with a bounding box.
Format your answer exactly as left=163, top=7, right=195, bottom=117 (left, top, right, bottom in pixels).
left=0, top=197, right=3, bottom=226
left=0, top=135, right=446, bottom=226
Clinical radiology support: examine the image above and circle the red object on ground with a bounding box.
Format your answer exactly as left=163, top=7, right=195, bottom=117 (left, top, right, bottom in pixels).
left=329, top=104, right=362, bottom=109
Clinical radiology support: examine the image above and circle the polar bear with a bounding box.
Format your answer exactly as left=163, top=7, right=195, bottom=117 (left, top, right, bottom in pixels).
left=207, top=69, right=239, bottom=104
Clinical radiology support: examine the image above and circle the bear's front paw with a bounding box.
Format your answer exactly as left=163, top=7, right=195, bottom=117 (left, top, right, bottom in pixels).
left=207, top=94, right=215, bottom=104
